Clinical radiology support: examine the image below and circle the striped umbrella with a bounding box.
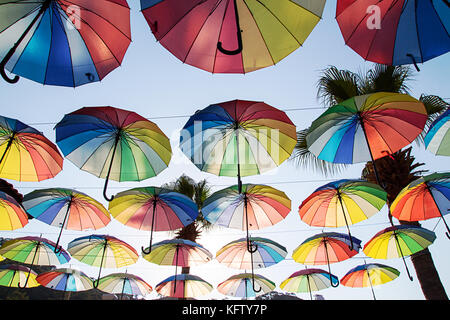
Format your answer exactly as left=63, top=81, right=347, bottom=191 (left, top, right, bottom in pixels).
left=155, top=274, right=213, bottom=299
left=425, top=109, right=449, bottom=156
left=55, top=106, right=172, bottom=201
left=109, top=187, right=199, bottom=255
left=0, top=264, right=39, bottom=288
left=140, top=0, right=326, bottom=74
left=97, top=272, right=153, bottom=299
left=0, top=115, right=63, bottom=182
left=36, top=268, right=94, bottom=293
left=23, top=188, right=111, bottom=250
left=0, top=190, right=28, bottom=230
left=217, top=273, right=275, bottom=299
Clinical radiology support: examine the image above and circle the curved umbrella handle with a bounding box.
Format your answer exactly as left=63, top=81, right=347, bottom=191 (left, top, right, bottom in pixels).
left=247, top=239, right=258, bottom=254
left=92, top=278, right=100, bottom=289
left=252, top=278, right=262, bottom=293
left=217, top=0, right=243, bottom=56
left=141, top=246, right=152, bottom=255
left=0, top=62, right=19, bottom=84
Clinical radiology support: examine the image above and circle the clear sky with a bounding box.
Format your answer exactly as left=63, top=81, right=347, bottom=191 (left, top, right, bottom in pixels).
left=0, top=0, right=449, bottom=300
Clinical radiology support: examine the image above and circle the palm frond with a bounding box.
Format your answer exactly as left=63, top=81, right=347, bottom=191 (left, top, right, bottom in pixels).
left=360, top=64, right=414, bottom=95
left=316, top=66, right=361, bottom=107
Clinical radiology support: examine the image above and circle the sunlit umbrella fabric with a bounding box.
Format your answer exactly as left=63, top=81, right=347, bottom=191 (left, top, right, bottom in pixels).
left=217, top=273, right=275, bottom=298
left=36, top=268, right=93, bottom=292
left=155, top=274, right=213, bottom=298
left=0, top=115, right=63, bottom=181
left=97, top=273, right=152, bottom=296
left=0, top=190, right=28, bottom=230
left=341, top=263, right=400, bottom=288
left=280, top=268, right=339, bottom=293
left=425, top=109, right=450, bottom=156
left=140, top=0, right=326, bottom=74
left=0, top=264, right=39, bottom=288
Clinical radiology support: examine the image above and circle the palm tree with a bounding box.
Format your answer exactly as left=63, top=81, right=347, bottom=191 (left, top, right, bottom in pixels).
left=291, top=64, right=449, bottom=299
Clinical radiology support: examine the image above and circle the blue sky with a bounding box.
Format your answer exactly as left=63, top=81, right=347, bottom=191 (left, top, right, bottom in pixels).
left=1, top=0, right=449, bottom=300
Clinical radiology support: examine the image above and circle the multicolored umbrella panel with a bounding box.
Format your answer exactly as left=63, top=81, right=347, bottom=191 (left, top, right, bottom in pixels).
left=55, top=106, right=172, bottom=201
left=141, top=0, right=326, bottom=74
left=23, top=188, right=111, bottom=250
left=390, top=172, right=450, bottom=238
left=0, top=115, right=63, bottom=182
left=0, top=0, right=131, bottom=86
left=425, top=109, right=450, bottom=156
left=109, top=187, right=199, bottom=254
left=96, top=273, right=153, bottom=299
left=0, top=190, right=29, bottom=231
left=217, top=273, right=275, bottom=299
left=36, top=268, right=94, bottom=293
left=336, top=0, right=450, bottom=71
left=0, top=264, right=39, bottom=288
left=155, top=274, right=213, bottom=299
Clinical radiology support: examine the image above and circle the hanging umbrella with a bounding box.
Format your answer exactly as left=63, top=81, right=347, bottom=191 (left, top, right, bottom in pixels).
left=155, top=274, right=213, bottom=299
left=363, top=225, right=436, bottom=281
left=0, top=0, right=131, bottom=86
left=36, top=268, right=94, bottom=293
left=97, top=272, right=153, bottom=299
left=202, top=184, right=291, bottom=251
left=336, top=0, right=450, bottom=71
left=341, top=263, right=400, bottom=300
left=425, top=109, right=450, bottom=156
left=292, top=232, right=361, bottom=287
left=0, top=264, right=39, bottom=288
left=109, top=187, right=199, bottom=254
left=0, top=236, right=70, bottom=287
left=390, top=172, right=450, bottom=238
left=0, top=190, right=29, bottom=230
left=306, top=92, right=427, bottom=186
left=280, top=268, right=339, bottom=300
left=67, top=234, right=138, bottom=288
left=217, top=273, right=275, bottom=299
left=0, top=115, right=63, bottom=181
left=140, top=0, right=326, bottom=74
left=23, top=188, right=111, bottom=251
left=54, top=106, right=172, bottom=201
left=298, top=179, right=387, bottom=249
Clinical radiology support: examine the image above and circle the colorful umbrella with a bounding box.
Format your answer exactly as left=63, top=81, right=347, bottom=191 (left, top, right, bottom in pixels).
left=299, top=179, right=387, bottom=249
left=55, top=106, right=172, bottom=201
left=23, top=188, right=111, bottom=250
left=306, top=92, right=427, bottom=185
left=425, top=109, right=450, bottom=156
left=109, top=187, right=199, bottom=254
left=217, top=273, right=275, bottom=299
left=0, top=236, right=70, bottom=287
left=390, top=172, right=450, bottom=238
left=36, top=268, right=94, bottom=293
left=67, top=234, right=139, bottom=287
left=0, top=0, right=131, bottom=86
left=0, top=190, right=28, bottom=230
left=0, top=115, right=63, bottom=181
left=341, top=263, right=400, bottom=300
left=336, top=0, right=450, bottom=71
left=140, top=0, right=326, bottom=74
left=155, top=274, right=213, bottom=299
left=280, top=268, right=339, bottom=300
left=0, top=264, right=39, bottom=288
left=97, top=272, right=153, bottom=299
left=363, top=225, right=436, bottom=281
left=292, top=232, right=361, bottom=287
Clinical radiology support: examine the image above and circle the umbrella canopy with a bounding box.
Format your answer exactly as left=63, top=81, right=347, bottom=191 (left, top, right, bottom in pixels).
left=425, top=109, right=450, bottom=156
left=23, top=188, right=111, bottom=250
left=36, top=268, right=93, bottom=292
left=0, top=0, right=131, bottom=86
left=217, top=273, right=275, bottom=298
left=155, top=274, right=213, bottom=299
left=140, top=0, right=326, bottom=74
left=341, top=263, right=400, bottom=300
left=0, top=115, right=63, bottom=182
left=0, top=264, right=39, bottom=288
left=280, top=268, right=339, bottom=300
left=109, top=187, right=199, bottom=254
left=336, top=0, right=450, bottom=71
left=97, top=272, right=153, bottom=298
left=0, top=190, right=28, bottom=230
left=67, top=234, right=139, bottom=287
left=55, top=106, right=172, bottom=201
left=390, top=172, right=450, bottom=238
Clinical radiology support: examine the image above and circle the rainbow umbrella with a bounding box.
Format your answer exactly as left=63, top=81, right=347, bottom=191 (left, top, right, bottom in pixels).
left=0, top=0, right=131, bottom=86
left=0, top=264, right=39, bottom=288
left=109, top=187, right=199, bottom=255
left=336, top=0, right=450, bottom=71
left=155, top=274, right=213, bottom=299
left=341, top=263, right=400, bottom=300
left=363, top=225, right=436, bottom=281
left=97, top=272, right=153, bottom=299
left=23, top=188, right=111, bottom=250
left=391, top=172, right=450, bottom=239
left=140, top=0, right=325, bottom=74
left=55, top=106, right=172, bottom=201
left=292, top=232, right=361, bottom=287
left=299, top=179, right=387, bottom=249
left=0, top=236, right=70, bottom=287
left=217, top=273, right=275, bottom=299
left=36, top=268, right=94, bottom=293
left=306, top=92, right=427, bottom=185
left=0, top=115, right=63, bottom=182
left=67, top=234, right=138, bottom=288
left=280, top=268, right=339, bottom=300
left=0, top=190, right=29, bottom=230
left=425, top=109, right=450, bottom=156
